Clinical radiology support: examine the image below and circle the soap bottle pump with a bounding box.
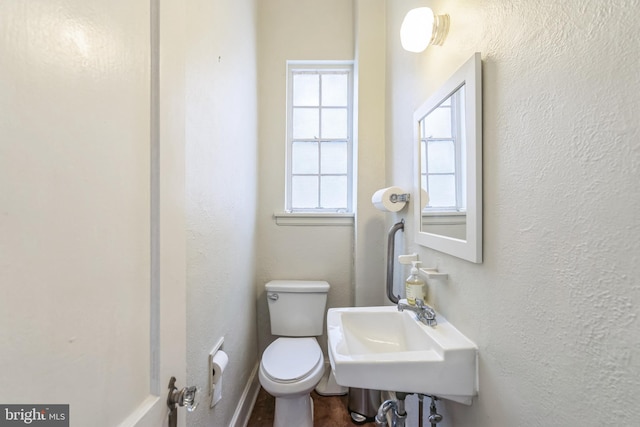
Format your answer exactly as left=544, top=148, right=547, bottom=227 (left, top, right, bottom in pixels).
left=405, top=261, right=425, bottom=306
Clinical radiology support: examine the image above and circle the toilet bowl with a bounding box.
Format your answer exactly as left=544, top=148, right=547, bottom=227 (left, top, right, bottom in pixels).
left=259, top=280, right=330, bottom=427
left=258, top=337, right=325, bottom=427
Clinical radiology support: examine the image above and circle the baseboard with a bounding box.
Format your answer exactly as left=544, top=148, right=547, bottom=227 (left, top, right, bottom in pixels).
left=229, top=362, right=261, bottom=427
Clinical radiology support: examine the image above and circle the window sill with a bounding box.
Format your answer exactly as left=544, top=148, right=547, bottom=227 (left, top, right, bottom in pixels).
left=422, top=210, right=467, bottom=216
left=273, top=212, right=355, bottom=226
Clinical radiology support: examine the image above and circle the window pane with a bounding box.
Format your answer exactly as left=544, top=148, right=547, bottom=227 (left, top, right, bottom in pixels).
left=293, top=108, right=319, bottom=139
left=321, top=108, right=347, bottom=139
left=287, top=64, right=353, bottom=213
left=423, top=106, right=451, bottom=138
left=428, top=175, right=456, bottom=207
left=321, top=74, right=348, bottom=106
left=320, top=141, right=347, bottom=174
left=427, top=140, right=455, bottom=173
left=293, top=74, right=319, bottom=106
left=320, top=176, right=347, bottom=208
left=292, top=176, right=318, bottom=208
left=292, top=141, right=319, bottom=174
left=420, top=140, right=427, bottom=174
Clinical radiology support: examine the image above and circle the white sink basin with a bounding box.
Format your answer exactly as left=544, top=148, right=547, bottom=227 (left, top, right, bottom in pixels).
left=327, top=305, right=478, bottom=404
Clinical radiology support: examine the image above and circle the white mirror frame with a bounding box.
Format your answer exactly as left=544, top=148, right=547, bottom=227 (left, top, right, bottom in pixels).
left=413, top=52, right=482, bottom=263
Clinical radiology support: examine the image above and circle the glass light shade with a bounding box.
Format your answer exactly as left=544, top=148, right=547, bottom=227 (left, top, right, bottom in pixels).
left=401, top=7, right=434, bottom=53
left=400, top=7, right=450, bottom=53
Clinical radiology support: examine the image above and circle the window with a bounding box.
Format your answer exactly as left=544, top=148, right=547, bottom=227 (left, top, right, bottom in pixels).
left=420, top=85, right=466, bottom=211
left=286, top=62, right=354, bottom=213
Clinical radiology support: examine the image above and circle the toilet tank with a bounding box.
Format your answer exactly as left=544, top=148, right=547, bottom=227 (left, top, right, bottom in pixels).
left=266, top=280, right=330, bottom=337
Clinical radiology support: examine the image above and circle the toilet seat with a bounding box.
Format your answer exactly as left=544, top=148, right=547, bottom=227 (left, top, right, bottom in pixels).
left=262, top=337, right=322, bottom=384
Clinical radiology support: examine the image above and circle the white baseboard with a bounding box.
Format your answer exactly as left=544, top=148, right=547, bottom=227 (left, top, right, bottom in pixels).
left=229, top=362, right=261, bottom=427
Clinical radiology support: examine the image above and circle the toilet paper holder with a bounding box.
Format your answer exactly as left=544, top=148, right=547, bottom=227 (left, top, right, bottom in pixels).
left=209, top=337, right=226, bottom=407
left=372, top=187, right=412, bottom=212
left=389, top=193, right=411, bottom=203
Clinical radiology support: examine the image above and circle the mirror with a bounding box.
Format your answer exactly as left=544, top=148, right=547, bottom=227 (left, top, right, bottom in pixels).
left=413, top=53, right=482, bottom=263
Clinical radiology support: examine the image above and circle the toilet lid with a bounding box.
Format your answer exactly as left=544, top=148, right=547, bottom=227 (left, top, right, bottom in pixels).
left=262, top=337, right=322, bottom=383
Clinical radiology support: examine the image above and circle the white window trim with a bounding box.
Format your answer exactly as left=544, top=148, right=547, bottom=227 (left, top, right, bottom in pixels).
left=420, top=88, right=465, bottom=211
left=273, top=211, right=354, bottom=226
left=283, top=60, right=355, bottom=216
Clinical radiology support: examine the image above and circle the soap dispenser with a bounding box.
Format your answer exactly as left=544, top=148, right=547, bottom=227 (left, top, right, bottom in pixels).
left=405, top=261, right=425, bottom=306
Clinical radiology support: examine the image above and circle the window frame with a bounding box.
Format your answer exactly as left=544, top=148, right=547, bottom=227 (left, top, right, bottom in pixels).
left=420, top=87, right=466, bottom=212
left=285, top=61, right=354, bottom=214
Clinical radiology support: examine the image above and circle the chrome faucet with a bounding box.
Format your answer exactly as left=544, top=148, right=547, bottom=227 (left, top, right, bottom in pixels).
left=398, top=299, right=437, bottom=326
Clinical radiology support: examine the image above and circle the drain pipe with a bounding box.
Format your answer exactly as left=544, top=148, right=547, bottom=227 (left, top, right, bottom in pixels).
left=395, top=392, right=408, bottom=427
left=386, top=219, right=404, bottom=304
left=418, top=394, right=424, bottom=427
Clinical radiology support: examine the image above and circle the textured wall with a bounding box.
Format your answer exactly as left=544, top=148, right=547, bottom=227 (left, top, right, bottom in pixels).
left=185, top=0, right=259, bottom=426
left=387, top=0, right=640, bottom=425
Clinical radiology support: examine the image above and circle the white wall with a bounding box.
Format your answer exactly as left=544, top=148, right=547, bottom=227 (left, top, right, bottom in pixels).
left=353, top=0, right=391, bottom=308
left=184, top=0, right=259, bottom=425
left=255, top=0, right=355, bottom=354
left=386, top=0, right=640, bottom=425
left=1, top=0, right=187, bottom=425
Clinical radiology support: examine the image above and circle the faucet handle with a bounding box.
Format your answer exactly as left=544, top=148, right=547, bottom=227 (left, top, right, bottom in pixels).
left=415, top=299, right=438, bottom=326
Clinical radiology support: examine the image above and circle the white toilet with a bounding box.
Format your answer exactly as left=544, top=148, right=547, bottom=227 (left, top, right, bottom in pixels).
left=259, top=280, right=330, bottom=427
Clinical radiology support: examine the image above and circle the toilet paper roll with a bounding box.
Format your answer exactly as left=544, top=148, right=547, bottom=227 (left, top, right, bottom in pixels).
left=420, top=188, right=430, bottom=210
left=371, top=186, right=406, bottom=212
left=211, top=350, right=228, bottom=384
left=211, top=350, right=228, bottom=407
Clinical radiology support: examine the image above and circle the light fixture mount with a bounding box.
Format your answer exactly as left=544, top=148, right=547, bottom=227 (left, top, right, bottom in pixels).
left=430, top=13, right=450, bottom=46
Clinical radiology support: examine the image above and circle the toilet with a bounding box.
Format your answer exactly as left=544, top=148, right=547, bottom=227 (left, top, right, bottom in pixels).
left=259, top=280, right=330, bottom=427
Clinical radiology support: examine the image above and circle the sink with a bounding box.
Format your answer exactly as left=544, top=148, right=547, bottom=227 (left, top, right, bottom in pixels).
left=327, top=305, right=478, bottom=404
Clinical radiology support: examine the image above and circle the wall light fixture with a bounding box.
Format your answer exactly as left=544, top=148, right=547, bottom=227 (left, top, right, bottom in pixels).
left=400, top=7, right=450, bottom=53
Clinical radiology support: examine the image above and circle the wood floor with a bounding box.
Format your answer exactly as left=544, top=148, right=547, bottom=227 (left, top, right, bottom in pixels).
left=247, top=387, right=378, bottom=427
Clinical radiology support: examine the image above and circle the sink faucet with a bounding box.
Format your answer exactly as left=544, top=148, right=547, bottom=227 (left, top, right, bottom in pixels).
left=398, top=299, right=437, bottom=326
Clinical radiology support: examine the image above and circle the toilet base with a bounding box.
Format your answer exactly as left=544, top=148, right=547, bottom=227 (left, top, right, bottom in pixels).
left=274, top=394, right=313, bottom=427
left=315, top=364, right=348, bottom=396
